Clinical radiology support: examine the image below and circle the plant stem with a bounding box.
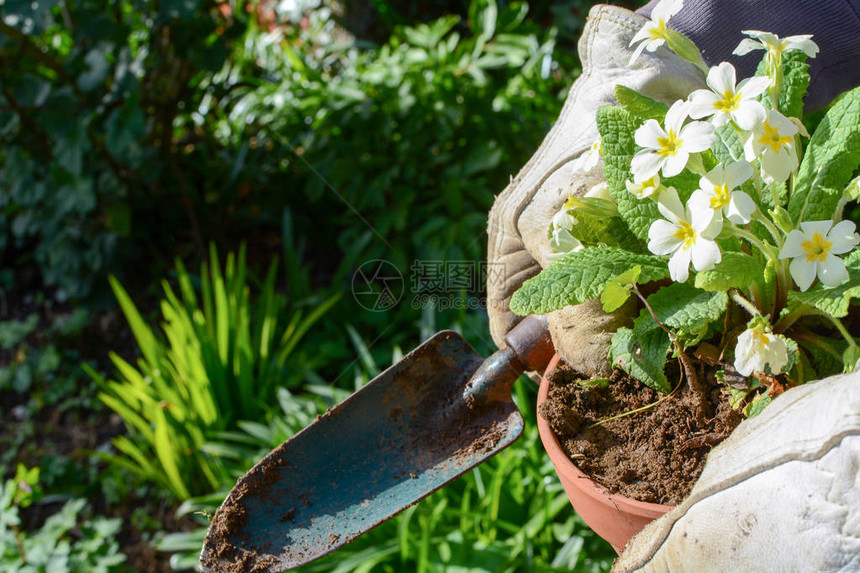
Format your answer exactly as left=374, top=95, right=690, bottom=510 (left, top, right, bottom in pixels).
left=728, top=226, right=790, bottom=315
left=754, top=211, right=784, bottom=250
left=729, top=226, right=776, bottom=260
left=774, top=304, right=813, bottom=332
left=731, top=291, right=761, bottom=318
left=631, top=285, right=707, bottom=422
left=769, top=182, right=781, bottom=210
left=13, top=525, right=26, bottom=563
left=751, top=166, right=765, bottom=204
left=821, top=313, right=858, bottom=353
left=792, top=329, right=844, bottom=362
left=588, top=378, right=683, bottom=428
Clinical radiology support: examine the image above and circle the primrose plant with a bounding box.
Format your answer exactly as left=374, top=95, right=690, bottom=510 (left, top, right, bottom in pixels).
left=511, top=0, right=860, bottom=416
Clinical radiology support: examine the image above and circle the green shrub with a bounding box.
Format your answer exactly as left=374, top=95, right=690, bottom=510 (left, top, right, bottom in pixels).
left=0, top=466, right=125, bottom=572
left=1, top=0, right=577, bottom=307
left=86, top=246, right=338, bottom=499
left=0, top=0, right=245, bottom=301
left=222, top=0, right=573, bottom=270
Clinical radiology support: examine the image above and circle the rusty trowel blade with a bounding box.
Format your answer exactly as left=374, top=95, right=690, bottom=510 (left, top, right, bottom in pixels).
left=199, top=330, right=524, bottom=572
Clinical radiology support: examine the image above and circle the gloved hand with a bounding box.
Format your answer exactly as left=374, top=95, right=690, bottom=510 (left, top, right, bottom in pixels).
left=614, top=371, right=860, bottom=571
left=486, top=4, right=705, bottom=377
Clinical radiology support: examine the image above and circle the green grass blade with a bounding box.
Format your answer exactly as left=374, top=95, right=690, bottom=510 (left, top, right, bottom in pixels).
left=153, top=408, right=192, bottom=499
left=109, top=275, right=160, bottom=365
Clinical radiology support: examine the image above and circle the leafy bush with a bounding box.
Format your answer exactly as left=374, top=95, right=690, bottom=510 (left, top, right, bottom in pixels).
left=0, top=0, right=246, bottom=301
left=0, top=466, right=125, bottom=572
left=221, top=0, right=573, bottom=270
left=87, top=246, right=337, bottom=499
left=1, top=0, right=576, bottom=308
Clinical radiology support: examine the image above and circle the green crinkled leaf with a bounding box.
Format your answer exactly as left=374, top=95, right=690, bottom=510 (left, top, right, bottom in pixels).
left=792, top=348, right=818, bottom=385
left=601, top=265, right=641, bottom=313
left=755, top=51, right=810, bottom=119
left=787, top=281, right=860, bottom=318
left=609, top=326, right=672, bottom=394
left=614, top=85, right=668, bottom=121
left=761, top=259, right=778, bottom=313
left=712, top=124, right=745, bottom=165
left=744, top=392, right=771, bottom=418
left=760, top=179, right=788, bottom=212
left=662, top=169, right=701, bottom=199
left=509, top=246, right=669, bottom=315
left=567, top=210, right=643, bottom=252
left=727, top=386, right=755, bottom=409
left=608, top=283, right=726, bottom=393
left=786, top=251, right=860, bottom=318
left=643, top=282, right=729, bottom=334
left=789, top=86, right=860, bottom=223
left=843, top=345, right=860, bottom=372
left=597, top=106, right=662, bottom=242
left=800, top=336, right=845, bottom=380
left=843, top=174, right=860, bottom=202
left=694, top=252, right=763, bottom=292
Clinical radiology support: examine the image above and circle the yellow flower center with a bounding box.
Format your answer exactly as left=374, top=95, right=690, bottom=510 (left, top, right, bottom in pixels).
left=710, top=184, right=730, bottom=209
left=714, top=90, right=742, bottom=112
left=768, top=40, right=787, bottom=60
left=758, top=121, right=793, bottom=153
left=649, top=20, right=669, bottom=41
left=754, top=329, right=769, bottom=345
left=674, top=221, right=697, bottom=250
left=632, top=176, right=658, bottom=197
left=563, top=196, right=582, bottom=210
left=801, top=232, right=832, bottom=262
left=657, top=130, right=682, bottom=157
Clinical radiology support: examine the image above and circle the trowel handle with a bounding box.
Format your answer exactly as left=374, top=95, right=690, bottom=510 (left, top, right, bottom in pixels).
left=464, top=315, right=553, bottom=405
left=504, top=315, right=554, bottom=373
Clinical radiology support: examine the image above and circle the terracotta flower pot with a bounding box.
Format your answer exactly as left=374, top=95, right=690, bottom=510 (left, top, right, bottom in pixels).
left=537, top=354, right=672, bottom=554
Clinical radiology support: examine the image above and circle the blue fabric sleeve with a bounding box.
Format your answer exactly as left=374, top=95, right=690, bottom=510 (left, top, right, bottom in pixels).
left=637, top=0, right=860, bottom=110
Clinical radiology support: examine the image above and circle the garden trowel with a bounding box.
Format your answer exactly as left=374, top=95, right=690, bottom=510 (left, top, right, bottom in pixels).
left=199, top=314, right=553, bottom=572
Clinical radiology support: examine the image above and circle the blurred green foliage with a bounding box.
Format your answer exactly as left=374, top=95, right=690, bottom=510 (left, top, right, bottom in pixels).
left=87, top=246, right=336, bottom=499
left=0, top=0, right=241, bottom=300
left=0, top=467, right=125, bottom=572
left=0, top=0, right=574, bottom=308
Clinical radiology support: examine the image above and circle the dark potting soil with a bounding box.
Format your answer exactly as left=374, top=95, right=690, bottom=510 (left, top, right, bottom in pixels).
left=540, top=362, right=743, bottom=505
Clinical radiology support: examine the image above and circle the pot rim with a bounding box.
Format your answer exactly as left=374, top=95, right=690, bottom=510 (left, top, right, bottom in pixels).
left=538, top=353, right=673, bottom=517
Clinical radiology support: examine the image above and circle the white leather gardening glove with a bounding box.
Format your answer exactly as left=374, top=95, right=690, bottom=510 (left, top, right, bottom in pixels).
left=487, top=4, right=705, bottom=377
left=614, top=372, right=860, bottom=572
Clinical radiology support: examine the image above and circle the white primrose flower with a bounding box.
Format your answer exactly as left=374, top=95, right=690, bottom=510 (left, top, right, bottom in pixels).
left=584, top=181, right=612, bottom=201
left=629, top=0, right=684, bottom=65
left=734, top=324, right=790, bottom=377
left=733, top=30, right=820, bottom=60
left=778, top=220, right=860, bottom=291
left=688, top=62, right=770, bottom=130
left=626, top=173, right=663, bottom=200
left=548, top=227, right=584, bottom=262
left=647, top=186, right=723, bottom=282
left=690, top=161, right=757, bottom=224
left=581, top=140, right=603, bottom=171
left=547, top=204, right=584, bottom=262
left=553, top=207, right=576, bottom=230
left=632, top=101, right=716, bottom=180
left=743, top=109, right=799, bottom=182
